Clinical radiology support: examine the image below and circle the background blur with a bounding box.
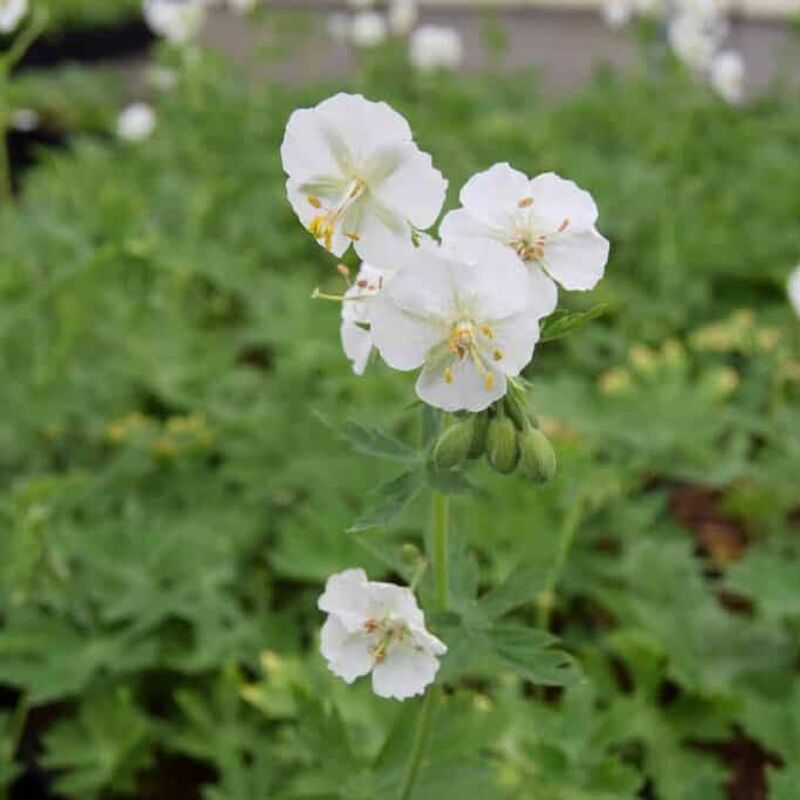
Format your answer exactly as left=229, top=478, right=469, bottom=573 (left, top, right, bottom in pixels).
left=2, top=1, right=800, bottom=799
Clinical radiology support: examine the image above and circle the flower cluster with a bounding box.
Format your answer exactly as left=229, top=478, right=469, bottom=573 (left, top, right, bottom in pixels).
left=281, top=92, right=609, bottom=415
left=602, top=0, right=745, bottom=104
left=326, top=0, right=464, bottom=74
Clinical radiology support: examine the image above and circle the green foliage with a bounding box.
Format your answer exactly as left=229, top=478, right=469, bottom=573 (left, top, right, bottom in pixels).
left=0, top=31, right=798, bottom=800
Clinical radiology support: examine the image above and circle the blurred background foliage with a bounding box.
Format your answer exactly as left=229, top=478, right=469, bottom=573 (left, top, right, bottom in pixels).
left=0, top=8, right=799, bottom=800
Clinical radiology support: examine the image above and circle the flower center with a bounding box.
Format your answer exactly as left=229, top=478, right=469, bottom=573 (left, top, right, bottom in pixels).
left=364, top=617, right=409, bottom=664
left=508, top=217, right=570, bottom=262
left=307, top=178, right=366, bottom=251
left=444, top=320, right=502, bottom=391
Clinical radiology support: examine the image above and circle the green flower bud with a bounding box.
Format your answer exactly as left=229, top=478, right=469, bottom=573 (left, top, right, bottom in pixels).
left=518, top=427, right=557, bottom=484
left=432, top=419, right=474, bottom=470
left=468, top=412, right=489, bottom=459
left=487, top=416, right=519, bottom=474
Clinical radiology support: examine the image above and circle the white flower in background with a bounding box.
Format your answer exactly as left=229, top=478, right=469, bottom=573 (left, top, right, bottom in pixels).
left=0, top=0, right=27, bottom=34
left=440, top=163, right=609, bottom=306
left=117, top=102, right=157, bottom=142
left=340, top=262, right=393, bottom=375
left=147, top=65, right=179, bottom=91
left=788, top=266, right=800, bottom=318
left=143, top=0, right=206, bottom=43
left=389, top=0, right=417, bottom=36
left=371, top=240, right=551, bottom=412
left=326, top=12, right=351, bottom=43
left=10, top=108, right=39, bottom=132
left=409, top=25, right=464, bottom=73
left=227, top=0, right=255, bottom=12
left=319, top=568, right=447, bottom=701
left=710, top=50, right=745, bottom=104
left=667, top=7, right=727, bottom=73
left=603, top=0, right=633, bottom=29
left=281, top=93, right=447, bottom=262
left=351, top=10, right=387, bottom=49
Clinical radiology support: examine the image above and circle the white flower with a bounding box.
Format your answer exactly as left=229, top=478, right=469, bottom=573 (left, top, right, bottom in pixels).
left=351, top=10, right=387, bottom=48
left=228, top=0, right=255, bottom=12
left=147, top=65, right=179, bottom=91
left=143, top=0, right=206, bottom=43
left=0, top=0, right=27, bottom=34
left=440, top=163, right=609, bottom=305
left=371, top=240, right=551, bottom=412
left=603, top=0, right=633, bottom=29
left=710, top=50, right=745, bottom=104
left=667, top=9, right=727, bottom=74
left=409, top=25, right=464, bottom=73
left=281, top=93, right=447, bottom=263
left=319, top=568, right=447, bottom=701
left=117, top=102, right=157, bottom=142
left=326, top=12, right=351, bottom=43
left=389, top=0, right=417, bottom=36
left=10, top=108, right=39, bottom=132
left=788, top=267, right=800, bottom=319
left=340, top=263, right=393, bottom=375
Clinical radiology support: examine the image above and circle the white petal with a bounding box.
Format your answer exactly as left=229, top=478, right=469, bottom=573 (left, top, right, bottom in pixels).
left=371, top=642, right=441, bottom=700
left=281, top=107, right=344, bottom=187
left=541, top=228, right=610, bottom=291
left=318, top=568, right=370, bottom=616
left=320, top=615, right=374, bottom=683
left=410, top=626, right=448, bottom=657
left=439, top=207, right=503, bottom=248
left=446, top=239, right=532, bottom=322
left=352, top=203, right=414, bottom=265
left=416, top=356, right=507, bottom=413
left=370, top=145, right=448, bottom=231
left=370, top=292, right=443, bottom=371
left=366, top=583, right=426, bottom=629
left=340, top=320, right=373, bottom=375
left=788, top=267, right=800, bottom=318
left=459, top=162, right=531, bottom=232
left=524, top=262, right=559, bottom=317
left=528, top=172, right=599, bottom=232
left=316, top=93, right=413, bottom=169
left=490, top=310, right=541, bottom=376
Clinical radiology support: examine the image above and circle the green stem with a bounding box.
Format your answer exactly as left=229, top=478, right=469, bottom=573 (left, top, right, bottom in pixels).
left=399, top=489, right=449, bottom=799
left=431, top=491, right=449, bottom=612
left=537, top=499, right=584, bottom=631
left=399, top=685, right=441, bottom=800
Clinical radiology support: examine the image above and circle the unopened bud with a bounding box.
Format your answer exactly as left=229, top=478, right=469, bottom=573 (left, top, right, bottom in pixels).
left=401, top=543, right=422, bottom=562
left=518, top=427, right=557, bottom=484
left=503, top=395, right=529, bottom=431
left=468, top=412, right=489, bottom=459
left=432, top=419, right=474, bottom=470
left=487, top=416, right=519, bottom=474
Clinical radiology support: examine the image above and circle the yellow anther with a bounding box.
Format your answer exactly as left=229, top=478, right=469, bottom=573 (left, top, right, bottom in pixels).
left=307, top=194, right=322, bottom=209
left=444, top=368, right=454, bottom=384
left=480, top=325, right=494, bottom=339
left=493, top=349, right=503, bottom=361
left=518, top=196, right=534, bottom=208
left=484, top=372, right=495, bottom=391
left=344, top=231, right=361, bottom=241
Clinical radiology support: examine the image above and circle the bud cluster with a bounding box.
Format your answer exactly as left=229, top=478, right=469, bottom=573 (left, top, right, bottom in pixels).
left=431, top=387, right=557, bottom=485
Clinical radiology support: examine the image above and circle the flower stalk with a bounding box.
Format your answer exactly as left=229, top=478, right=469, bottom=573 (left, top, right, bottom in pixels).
left=400, top=485, right=449, bottom=799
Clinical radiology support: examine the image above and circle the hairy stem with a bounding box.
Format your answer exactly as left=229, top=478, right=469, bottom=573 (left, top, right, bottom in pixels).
left=538, top=499, right=585, bottom=631
left=400, top=488, right=449, bottom=799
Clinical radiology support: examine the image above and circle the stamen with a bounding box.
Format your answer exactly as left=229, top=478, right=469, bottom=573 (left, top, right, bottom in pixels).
left=444, top=368, right=454, bottom=384
left=518, top=196, right=534, bottom=208
left=307, top=194, right=322, bottom=209
left=306, top=178, right=366, bottom=252
left=345, top=231, right=360, bottom=241
left=558, top=218, right=570, bottom=233
left=493, top=349, right=503, bottom=361
left=484, top=372, right=495, bottom=390
left=337, top=263, right=351, bottom=283
left=480, top=325, right=494, bottom=339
